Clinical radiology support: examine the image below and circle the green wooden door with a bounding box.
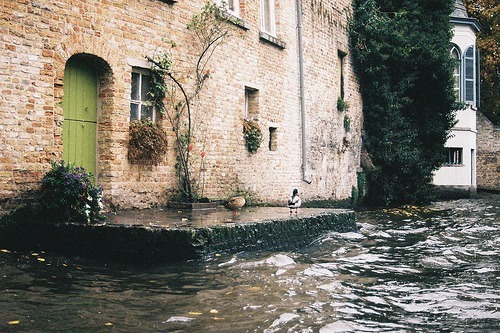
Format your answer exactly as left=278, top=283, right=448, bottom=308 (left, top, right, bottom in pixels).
left=62, top=59, right=98, bottom=177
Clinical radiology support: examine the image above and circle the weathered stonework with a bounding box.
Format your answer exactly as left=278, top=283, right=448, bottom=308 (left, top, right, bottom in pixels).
left=476, top=111, right=500, bottom=191
left=0, top=208, right=356, bottom=262
left=0, top=0, right=362, bottom=212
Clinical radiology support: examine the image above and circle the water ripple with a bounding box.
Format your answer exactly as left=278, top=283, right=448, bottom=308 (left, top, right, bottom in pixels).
left=1, top=194, right=498, bottom=332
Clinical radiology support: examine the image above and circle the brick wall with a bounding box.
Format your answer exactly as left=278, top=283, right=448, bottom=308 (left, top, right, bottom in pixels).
left=0, top=0, right=362, bottom=211
left=476, top=111, right=500, bottom=191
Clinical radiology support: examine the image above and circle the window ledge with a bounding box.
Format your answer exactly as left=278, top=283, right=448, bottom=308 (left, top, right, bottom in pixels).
left=443, top=164, right=464, bottom=167
left=259, top=31, right=286, bottom=49
left=224, top=13, right=250, bottom=30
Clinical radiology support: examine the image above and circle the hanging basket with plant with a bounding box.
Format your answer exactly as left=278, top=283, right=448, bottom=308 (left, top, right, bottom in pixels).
left=128, top=119, right=168, bottom=165
left=243, top=119, right=263, bottom=153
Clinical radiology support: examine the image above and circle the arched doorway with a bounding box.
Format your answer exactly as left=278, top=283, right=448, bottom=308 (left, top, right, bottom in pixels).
left=62, top=56, right=98, bottom=177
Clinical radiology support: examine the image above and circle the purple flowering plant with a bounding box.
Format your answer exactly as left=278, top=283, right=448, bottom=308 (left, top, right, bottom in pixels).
left=40, top=161, right=104, bottom=223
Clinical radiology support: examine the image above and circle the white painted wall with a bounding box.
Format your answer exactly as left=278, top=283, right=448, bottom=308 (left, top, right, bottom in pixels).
left=432, top=20, right=478, bottom=192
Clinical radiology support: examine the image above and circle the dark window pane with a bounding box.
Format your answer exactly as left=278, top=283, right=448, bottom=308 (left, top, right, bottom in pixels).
left=465, top=59, right=474, bottom=79
left=130, top=103, right=139, bottom=120
left=131, top=72, right=140, bottom=101
left=141, top=105, right=153, bottom=121
left=141, top=75, right=152, bottom=102
left=466, top=81, right=474, bottom=101
left=445, top=148, right=463, bottom=165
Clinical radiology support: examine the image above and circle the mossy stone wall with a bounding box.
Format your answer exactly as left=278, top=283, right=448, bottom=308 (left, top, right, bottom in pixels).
left=0, top=211, right=356, bottom=262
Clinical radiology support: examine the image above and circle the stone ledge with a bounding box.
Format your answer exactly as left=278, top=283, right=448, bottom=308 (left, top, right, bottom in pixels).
left=0, top=209, right=357, bottom=263
left=259, top=31, right=286, bottom=49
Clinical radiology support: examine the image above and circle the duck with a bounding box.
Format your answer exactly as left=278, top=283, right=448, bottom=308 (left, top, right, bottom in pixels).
left=288, top=189, right=301, bottom=215
left=223, top=196, right=246, bottom=211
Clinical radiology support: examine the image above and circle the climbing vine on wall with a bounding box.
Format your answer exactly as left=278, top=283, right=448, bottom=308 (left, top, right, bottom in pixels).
left=146, top=2, right=238, bottom=202
left=349, top=0, right=460, bottom=206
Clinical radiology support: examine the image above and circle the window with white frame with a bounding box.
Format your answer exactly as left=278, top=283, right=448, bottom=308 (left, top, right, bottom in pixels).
left=130, top=68, right=156, bottom=122
left=449, top=45, right=477, bottom=106
left=216, top=0, right=240, bottom=17
left=451, top=46, right=461, bottom=101
left=445, top=147, right=463, bottom=165
left=260, top=0, right=276, bottom=36
left=464, top=46, right=475, bottom=105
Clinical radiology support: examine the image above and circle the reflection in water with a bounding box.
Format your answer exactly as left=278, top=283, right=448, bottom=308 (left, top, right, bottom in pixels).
left=1, top=195, right=498, bottom=332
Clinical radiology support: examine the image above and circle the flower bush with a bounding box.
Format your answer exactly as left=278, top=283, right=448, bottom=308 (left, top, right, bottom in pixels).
left=243, top=119, right=263, bottom=153
left=39, top=161, right=104, bottom=223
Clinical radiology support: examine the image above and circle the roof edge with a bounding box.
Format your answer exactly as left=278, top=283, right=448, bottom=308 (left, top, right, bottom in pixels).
left=450, top=17, right=482, bottom=32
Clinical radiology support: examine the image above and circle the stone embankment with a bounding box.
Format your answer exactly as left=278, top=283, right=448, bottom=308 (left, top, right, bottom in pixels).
left=0, top=207, right=357, bottom=262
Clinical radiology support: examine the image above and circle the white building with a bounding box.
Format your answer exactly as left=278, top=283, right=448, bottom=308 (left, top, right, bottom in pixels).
left=433, top=0, right=481, bottom=197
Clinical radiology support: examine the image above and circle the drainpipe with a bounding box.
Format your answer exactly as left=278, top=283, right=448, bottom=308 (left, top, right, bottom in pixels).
left=297, top=0, right=312, bottom=184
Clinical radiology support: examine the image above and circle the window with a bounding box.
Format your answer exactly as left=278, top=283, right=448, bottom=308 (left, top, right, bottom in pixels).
left=260, top=0, right=276, bottom=36
left=445, top=148, right=463, bottom=165
left=451, top=46, right=461, bottom=101
left=130, top=68, right=155, bottom=121
left=216, top=0, right=240, bottom=17
left=269, top=127, right=278, bottom=151
left=464, top=46, right=475, bottom=105
left=338, top=51, right=346, bottom=99
left=245, top=87, right=259, bottom=119
left=450, top=45, right=478, bottom=106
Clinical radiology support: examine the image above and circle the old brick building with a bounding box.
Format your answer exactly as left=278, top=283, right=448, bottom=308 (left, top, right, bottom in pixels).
left=0, top=0, right=362, bottom=211
left=476, top=111, right=500, bottom=192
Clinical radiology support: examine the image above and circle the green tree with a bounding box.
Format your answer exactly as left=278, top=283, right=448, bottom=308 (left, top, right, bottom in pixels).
left=350, top=0, right=459, bottom=206
left=464, top=0, right=499, bottom=124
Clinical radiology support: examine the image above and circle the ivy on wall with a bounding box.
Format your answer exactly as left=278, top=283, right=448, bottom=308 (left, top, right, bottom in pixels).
left=349, top=0, right=460, bottom=206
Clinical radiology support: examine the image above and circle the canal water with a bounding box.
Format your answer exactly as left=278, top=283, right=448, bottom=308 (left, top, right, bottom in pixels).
left=1, top=194, right=498, bottom=332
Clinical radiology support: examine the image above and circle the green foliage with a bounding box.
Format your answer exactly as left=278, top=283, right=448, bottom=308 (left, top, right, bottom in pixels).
left=350, top=172, right=367, bottom=209
left=40, top=161, right=104, bottom=223
left=337, top=97, right=349, bottom=112
left=242, top=119, right=263, bottom=153
left=188, top=1, right=236, bottom=32
left=147, top=52, right=171, bottom=115
left=343, top=115, right=351, bottom=132
left=349, top=0, right=458, bottom=206
left=128, top=119, right=168, bottom=165
left=351, top=186, right=359, bottom=207
left=464, top=0, right=499, bottom=124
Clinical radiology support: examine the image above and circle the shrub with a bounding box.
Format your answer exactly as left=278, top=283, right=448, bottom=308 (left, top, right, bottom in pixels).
left=40, top=161, right=104, bottom=223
